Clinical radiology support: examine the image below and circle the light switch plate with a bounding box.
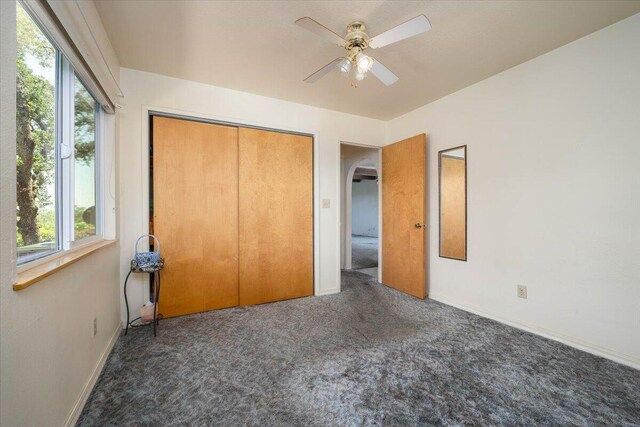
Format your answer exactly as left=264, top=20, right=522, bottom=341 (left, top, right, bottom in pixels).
left=322, top=199, right=331, bottom=208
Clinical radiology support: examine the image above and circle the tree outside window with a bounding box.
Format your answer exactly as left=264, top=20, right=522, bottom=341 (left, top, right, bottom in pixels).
left=16, top=3, right=57, bottom=260
left=16, top=2, right=100, bottom=263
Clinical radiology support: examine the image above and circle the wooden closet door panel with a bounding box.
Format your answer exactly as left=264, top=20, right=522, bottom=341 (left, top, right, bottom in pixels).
left=381, top=134, right=426, bottom=299
left=238, top=128, right=313, bottom=306
left=153, top=117, right=239, bottom=317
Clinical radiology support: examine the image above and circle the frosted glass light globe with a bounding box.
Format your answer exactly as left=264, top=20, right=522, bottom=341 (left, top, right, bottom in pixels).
left=338, top=58, right=352, bottom=75
left=356, top=55, right=373, bottom=73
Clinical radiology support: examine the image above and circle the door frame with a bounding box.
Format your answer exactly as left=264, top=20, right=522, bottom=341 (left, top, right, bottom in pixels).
left=140, top=106, right=319, bottom=303
left=337, top=141, right=383, bottom=290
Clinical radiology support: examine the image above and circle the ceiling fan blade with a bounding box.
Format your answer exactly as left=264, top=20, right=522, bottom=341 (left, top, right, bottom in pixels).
left=365, top=55, right=399, bottom=86
left=303, top=57, right=346, bottom=83
left=295, top=17, right=346, bottom=47
left=368, top=15, right=431, bottom=49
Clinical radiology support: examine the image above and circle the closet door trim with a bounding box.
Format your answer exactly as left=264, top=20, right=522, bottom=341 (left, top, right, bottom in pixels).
left=149, top=110, right=314, bottom=138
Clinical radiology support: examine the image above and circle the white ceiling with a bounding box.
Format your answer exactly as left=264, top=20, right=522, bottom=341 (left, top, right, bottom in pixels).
left=95, top=1, right=640, bottom=120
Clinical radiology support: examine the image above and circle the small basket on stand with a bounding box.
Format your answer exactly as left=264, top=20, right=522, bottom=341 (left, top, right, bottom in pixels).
left=131, top=234, right=164, bottom=272
left=124, top=234, right=165, bottom=336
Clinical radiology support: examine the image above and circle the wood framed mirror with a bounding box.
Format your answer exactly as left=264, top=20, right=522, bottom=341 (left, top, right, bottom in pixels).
left=439, top=145, right=467, bottom=261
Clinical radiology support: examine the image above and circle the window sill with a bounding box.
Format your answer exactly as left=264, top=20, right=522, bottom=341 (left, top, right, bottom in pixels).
left=13, top=240, right=117, bottom=291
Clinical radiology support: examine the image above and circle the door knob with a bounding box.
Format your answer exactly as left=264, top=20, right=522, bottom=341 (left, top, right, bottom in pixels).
left=414, top=223, right=425, bottom=228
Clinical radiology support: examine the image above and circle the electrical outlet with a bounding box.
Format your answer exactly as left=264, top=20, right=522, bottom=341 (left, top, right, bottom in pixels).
left=93, top=317, right=98, bottom=336
left=517, top=285, right=528, bottom=299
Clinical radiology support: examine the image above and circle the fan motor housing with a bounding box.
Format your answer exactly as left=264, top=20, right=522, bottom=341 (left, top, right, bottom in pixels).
left=345, top=21, right=369, bottom=50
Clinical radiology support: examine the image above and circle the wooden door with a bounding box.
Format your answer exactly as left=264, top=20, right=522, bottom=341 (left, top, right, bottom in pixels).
left=238, top=128, right=313, bottom=305
left=153, top=116, right=239, bottom=317
left=381, top=134, right=427, bottom=299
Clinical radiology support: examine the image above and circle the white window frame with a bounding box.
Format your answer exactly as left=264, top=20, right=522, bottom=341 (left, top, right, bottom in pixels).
left=16, top=2, right=104, bottom=270
left=62, top=59, right=104, bottom=250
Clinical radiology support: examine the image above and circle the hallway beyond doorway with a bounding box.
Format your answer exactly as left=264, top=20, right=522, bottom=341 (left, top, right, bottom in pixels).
left=351, top=235, right=378, bottom=278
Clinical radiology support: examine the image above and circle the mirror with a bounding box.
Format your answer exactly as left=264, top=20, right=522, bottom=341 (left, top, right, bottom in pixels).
left=439, top=146, right=467, bottom=261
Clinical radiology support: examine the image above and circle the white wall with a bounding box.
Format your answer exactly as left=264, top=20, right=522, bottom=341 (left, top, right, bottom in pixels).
left=0, top=1, right=122, bottom=425
left=387, top=13, right=640, bottom=368
left=118, top=68, right=387, bottom=316
left=352, top=180, right=378, bottom=237
left=0, top=247, right=121, bottom=427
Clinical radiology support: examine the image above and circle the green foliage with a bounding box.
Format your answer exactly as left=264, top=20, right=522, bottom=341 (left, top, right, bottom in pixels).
left=16, top=52, right=55, bottom=200
left=16, top=4, right=96, bottom=249
left=74, top=79, right=97, bottom=164
left=75, top=206, right=96, bottom=239
left=16, top=6, right=54, bottom=67
left=17, top=206, right=96, bottom=248
left=16, top=209, right=54, bottom=248
left=16, top=4, right=56, bottom=245
left=38, top=209, right=56, bottom=242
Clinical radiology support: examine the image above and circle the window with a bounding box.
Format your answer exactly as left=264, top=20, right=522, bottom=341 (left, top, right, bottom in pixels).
left=16, top=2, right=58, bottom=263
left=16, top=1, right=102, bottom=265
left=73, top=76, right=98, bottom=240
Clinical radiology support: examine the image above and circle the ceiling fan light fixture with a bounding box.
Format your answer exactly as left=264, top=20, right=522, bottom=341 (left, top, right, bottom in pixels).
left=338, top=58, right=352, bottom=75
left=296, top=14, right=429, bottom=86
left=356, top=54, right=373, bottom=74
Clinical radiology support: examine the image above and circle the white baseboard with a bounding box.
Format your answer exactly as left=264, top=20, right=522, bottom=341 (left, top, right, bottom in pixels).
left=430, top=293, right=640, bottom=371
left=64, top=324, right=121, bottom=427
left=316, top=288, right=340, bottom=296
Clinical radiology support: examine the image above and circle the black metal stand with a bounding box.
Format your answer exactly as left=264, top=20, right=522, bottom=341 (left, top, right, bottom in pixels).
left=124, top=267, right=162, bottom=337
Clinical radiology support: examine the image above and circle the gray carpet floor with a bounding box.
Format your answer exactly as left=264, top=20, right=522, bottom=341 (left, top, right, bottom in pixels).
left=352, top=235, right=378, bottom=271
left=78, top=271, right=640, bottom=426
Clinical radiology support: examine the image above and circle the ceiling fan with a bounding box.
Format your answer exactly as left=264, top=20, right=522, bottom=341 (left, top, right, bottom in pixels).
left=295, top=15, right=431, bottom=87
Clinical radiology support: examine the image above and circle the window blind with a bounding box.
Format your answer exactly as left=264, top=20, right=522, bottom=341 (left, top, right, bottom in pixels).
left=20, top=0, right=117, bottom=113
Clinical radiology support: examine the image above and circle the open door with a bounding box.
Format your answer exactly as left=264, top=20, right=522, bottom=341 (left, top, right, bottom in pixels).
left=381, top=134, right=426, bottom=299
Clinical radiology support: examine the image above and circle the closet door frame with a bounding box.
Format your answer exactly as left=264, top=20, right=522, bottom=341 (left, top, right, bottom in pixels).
left=139, top=107, right=318, bottom=306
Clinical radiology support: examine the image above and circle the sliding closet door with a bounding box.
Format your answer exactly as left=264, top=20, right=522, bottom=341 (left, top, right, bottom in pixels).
left=238, top=128, right=313, bottom=305
left=153, top=116, right=239, bottom=317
